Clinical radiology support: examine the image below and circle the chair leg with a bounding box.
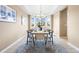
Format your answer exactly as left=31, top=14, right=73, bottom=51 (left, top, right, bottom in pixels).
left=45, top=37, right=47, bottom=45
left=45, top=40, right=46, bottom=45
left=33, top=37, right=35, bottom=46
left=52, top=37, right=53, bottom=44
left=52, top=33, right=53, bottom=44
left=27, top=37, right=29, bottom=45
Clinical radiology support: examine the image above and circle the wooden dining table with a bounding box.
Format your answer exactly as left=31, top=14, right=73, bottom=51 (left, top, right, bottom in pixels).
left=31, top=31, right=49, bottom=46
left=32, top=31, right=49, bottom=39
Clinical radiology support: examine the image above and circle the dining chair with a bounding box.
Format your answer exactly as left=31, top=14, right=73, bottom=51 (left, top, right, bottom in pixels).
left=48, top=30, right=53, bottom=44
left=45, top=30, right=53, bottom=45
left=44, top=33, right=49, bottom=45
left=26, top=30, right=35, bottom=45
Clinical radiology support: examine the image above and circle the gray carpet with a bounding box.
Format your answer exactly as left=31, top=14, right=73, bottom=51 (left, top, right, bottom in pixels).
left=16, top=38, right=68, bottom=53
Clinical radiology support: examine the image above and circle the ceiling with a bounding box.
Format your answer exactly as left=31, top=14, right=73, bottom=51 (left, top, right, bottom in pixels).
left=19, top=5, right=67, bottom=16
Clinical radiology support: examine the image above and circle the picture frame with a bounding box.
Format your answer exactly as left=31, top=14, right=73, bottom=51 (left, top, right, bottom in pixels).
left=0, top=5, right=16, bottom=22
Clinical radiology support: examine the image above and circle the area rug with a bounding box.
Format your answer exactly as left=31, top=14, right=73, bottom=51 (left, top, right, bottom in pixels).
left=16, top=40, right=68, bottom=53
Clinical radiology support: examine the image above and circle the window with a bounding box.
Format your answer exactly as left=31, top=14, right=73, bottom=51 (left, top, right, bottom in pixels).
left=31, top=16, right=51, bottom=30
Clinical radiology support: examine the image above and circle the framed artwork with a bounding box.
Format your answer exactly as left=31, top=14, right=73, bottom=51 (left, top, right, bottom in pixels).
left=0, top=5, right=16, bottom=22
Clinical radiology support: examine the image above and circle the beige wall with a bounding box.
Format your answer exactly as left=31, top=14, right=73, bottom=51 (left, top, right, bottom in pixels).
left=53, top=5, right=79, bottom=48
left=51, top=15, right=53, bottom=30
left=60, top=8, right=67, bottom=37
left=67, top=6, right=79, bottom=47
left=0, top=5, right=28, bottom=50
left=28, top=15, right=31, bottom=30
left=53, top=12, right=60, bottom=37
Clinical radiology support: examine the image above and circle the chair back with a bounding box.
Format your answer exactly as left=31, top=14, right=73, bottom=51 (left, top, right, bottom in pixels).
left=27, top=30, right=33, bottom=38
left=48, top=30, right=53, bottom=37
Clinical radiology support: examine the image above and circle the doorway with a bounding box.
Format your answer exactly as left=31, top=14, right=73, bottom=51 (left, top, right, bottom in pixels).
left=60, top=8, right=68, bottom=40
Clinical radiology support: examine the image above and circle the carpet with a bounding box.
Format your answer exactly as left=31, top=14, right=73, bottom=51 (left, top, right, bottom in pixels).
left=16, top=39, right=68, bottom=53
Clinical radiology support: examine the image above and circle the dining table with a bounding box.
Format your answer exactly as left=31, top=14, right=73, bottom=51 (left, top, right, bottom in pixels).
left=31, top=30, right=50, bottom=46
left=32, top=31, right=49, bottom=39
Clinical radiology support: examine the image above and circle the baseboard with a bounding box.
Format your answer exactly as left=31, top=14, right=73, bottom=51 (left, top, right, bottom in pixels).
left=0, top=35, right=25, bottom=53
left=67, top=42, right=79, bottom=52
